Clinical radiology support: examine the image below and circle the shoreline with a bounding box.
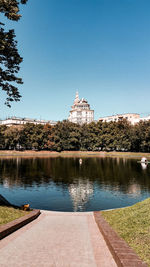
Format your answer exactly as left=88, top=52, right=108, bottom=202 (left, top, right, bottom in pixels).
left=0, top=150, right=150, bottom=158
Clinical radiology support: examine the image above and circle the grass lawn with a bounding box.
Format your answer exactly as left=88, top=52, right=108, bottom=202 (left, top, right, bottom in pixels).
left=0, top=206, right=29, bottom=225
left=102, top=198, right=150, bottom=266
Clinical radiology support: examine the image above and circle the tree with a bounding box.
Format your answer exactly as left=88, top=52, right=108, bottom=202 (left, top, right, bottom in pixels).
left=3, top=126, right=22, bottom=149
left=53, top=120, right=81, bottom=152
left=0, top=125, right=6, bottom=149
left=43, top=124, right=54, bottom=150
left=0, top=0, right=27, bottom=107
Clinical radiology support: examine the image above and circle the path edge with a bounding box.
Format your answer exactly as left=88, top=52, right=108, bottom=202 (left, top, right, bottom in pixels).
left=0, top=209, right=40, bottom=240
left=94, top=211, right=148, bottom=267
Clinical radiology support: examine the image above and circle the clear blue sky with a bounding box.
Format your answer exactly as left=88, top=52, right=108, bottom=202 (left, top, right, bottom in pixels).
left=1, top=0, right=150, bottom=121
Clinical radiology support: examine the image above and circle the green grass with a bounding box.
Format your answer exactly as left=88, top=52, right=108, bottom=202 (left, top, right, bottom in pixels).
left=102, top=198, right=150, bottom=266
left=0, top=206, right=29, bottom=225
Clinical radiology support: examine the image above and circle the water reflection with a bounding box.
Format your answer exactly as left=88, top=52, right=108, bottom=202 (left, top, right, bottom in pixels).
left=0, top=157, right=150, bottom=211
left=141, top=162, right=148, bottom=170
left=127, top=183, right=141, bottom=196
left=79, top=158, right=82, bottom=165
left=69, top=179, right=93, bottom=211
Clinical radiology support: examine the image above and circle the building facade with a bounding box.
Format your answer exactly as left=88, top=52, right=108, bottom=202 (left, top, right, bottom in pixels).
left=68, top=92, right=94, bottom=124
left=0, top=117, right=57, bottom=127
left=139, top=115, right=150, bottom=123
left=98, top=113, right=150, bottom=125
left=98, top=113, right=140, bottom=125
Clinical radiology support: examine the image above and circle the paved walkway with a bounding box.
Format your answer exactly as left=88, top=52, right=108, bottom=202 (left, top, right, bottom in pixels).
left=0, top=211, right=117, bottom=267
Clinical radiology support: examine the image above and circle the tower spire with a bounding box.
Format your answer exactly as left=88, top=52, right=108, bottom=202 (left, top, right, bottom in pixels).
left=74, top=90, right=79, bottom=104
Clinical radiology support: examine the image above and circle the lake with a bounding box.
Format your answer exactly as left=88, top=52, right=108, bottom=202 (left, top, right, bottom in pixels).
left=0, top=157, right=150, bottom=212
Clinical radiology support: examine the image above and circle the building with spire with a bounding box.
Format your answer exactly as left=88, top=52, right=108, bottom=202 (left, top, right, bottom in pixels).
left=68, top=92, right=94, bottom=124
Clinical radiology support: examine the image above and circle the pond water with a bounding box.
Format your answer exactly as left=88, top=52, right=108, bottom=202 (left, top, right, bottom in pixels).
left=0, top=157, right=150, bottom=212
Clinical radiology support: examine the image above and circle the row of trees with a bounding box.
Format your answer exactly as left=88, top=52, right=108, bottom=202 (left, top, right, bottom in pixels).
left=0, top=120, right=150, bottom=152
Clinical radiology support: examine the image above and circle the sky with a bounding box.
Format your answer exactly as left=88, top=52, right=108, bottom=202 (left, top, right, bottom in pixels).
left=1, top=0, right=150, bottom=121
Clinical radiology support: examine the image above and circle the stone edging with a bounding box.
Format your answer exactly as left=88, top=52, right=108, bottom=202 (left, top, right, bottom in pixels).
left=0, top=209, right=40, bottom=240
left=94, top=211, right=148, bottom=267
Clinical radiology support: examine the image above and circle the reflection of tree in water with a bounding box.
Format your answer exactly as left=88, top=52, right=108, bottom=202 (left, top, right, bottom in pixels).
left=0, top=157, right=150, bottom=196
left=68, top=179, right=93, bottom=211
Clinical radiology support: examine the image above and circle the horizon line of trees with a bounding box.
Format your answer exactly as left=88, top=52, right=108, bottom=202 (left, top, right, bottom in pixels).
left=0, top=119, right=150, bottom=152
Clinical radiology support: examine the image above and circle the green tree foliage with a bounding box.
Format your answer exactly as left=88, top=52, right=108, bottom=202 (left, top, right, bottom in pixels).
left=3, top=126, right=21, bottom=149
left=0, top=120, right=149, bottom=152
left=43, top=124, right=54, bottom=150
left=0, top=125, right=6, bottom=148
left=138, top=121, right=150, bottom=152
left=0, top=0, right=27, bottom=106
left=53, top=120, right=81, bottom=152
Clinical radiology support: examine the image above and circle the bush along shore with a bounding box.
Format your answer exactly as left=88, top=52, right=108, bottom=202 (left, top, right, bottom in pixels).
left=102, top=198, right=150, bottom=266
left=0, top=119, right=150, bottom=152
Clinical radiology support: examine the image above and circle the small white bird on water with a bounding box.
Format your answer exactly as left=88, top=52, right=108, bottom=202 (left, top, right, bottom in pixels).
left=79, top=159, right=82, bottom=165
left=141, top=157, right=147, bottom=163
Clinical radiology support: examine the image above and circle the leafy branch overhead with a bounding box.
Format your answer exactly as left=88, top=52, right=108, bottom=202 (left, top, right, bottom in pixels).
left=0, top=0, right=28, bottom=107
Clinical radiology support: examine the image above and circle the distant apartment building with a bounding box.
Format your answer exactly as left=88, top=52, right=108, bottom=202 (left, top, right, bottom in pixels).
left=98, top=113, right=150, bottom=125
left=139, top=115, right=150, bottom=123
left=68, top=92, right=94, bottom=124
left=0, top=117, right=57, bottom=127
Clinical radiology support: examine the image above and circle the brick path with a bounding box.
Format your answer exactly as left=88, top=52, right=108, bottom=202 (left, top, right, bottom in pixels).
left=0, top=211, right=117, bottom=267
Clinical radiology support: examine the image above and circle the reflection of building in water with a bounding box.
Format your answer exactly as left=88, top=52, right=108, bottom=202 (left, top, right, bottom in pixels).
left=127, top=183, right=141, bottom=196
left=3, top=179, right=10, bottom=188
left=68, top=179, right=94, bottom=211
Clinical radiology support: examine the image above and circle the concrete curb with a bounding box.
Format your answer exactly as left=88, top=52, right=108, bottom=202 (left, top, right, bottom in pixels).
left=0, top=209, right=40, bottom=240
left=94, top=211, right=148, bottom=267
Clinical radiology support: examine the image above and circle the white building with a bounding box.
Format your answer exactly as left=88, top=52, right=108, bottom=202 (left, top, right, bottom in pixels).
left=68, top=92, right=94, bottom=124
left=0, top=117, right=57, bottom=127
left=99, top=113, right=140, bottom=125
left=138, top=115, right=150, bottom=123
left=99, top=113, right=150, bottom=125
